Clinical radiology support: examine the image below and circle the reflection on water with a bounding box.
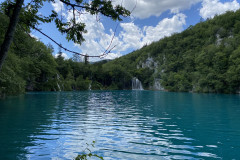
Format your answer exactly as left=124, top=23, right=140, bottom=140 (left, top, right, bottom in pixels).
left=0, top=91, right=240, bottom=159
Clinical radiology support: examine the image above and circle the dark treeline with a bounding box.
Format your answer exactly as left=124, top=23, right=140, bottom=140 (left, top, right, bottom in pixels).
left=1, top=9, right=240, bottom=97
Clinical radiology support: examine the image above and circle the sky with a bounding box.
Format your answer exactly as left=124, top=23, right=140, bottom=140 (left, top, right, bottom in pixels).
left=2, top=0, right=240, bottom=61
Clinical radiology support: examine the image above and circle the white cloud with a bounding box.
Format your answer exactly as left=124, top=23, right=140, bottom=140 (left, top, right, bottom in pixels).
left=104, top=52, right=122, bottom=60
left=119, top=13, right=186, bottom=49
left=50, top=1, right=187, bottom=61
left=119, top=22, right=144, bottom=50
left=74, top=13, right=186, bottom=61
left=200, top=0, right=240, bottom=19
left=114, top=0, right=200, bottom=19
left=51, top=0, right=64, bottom=13
left=71, top=12, right=186, bottom=61
left=71, top=12, right=121, bottom=61
left=30, top=33, right=39, bottom=41
left=55, top=52, right=69, bottom=59
left=143, top=13, right=186, bottom=44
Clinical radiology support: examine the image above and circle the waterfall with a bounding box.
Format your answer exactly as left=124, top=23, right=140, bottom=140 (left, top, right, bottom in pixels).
left=56, top=74, right=61, bottom=91
left=132, top=77, right=143, bottom=90
left=57, top=82, right=61, bottom=91
left=89, top=82, right=92, bottom=91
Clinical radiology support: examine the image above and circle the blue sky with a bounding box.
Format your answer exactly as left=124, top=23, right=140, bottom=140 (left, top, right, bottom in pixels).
left=2, top=0, right=240, bottom=61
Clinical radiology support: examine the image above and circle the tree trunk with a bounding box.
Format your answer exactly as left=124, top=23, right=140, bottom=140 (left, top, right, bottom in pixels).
left=0, top=0, right=24, bottom=71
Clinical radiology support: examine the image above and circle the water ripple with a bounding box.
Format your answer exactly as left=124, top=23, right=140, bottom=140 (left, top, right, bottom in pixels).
left=1, top=91, right=239, bottom=159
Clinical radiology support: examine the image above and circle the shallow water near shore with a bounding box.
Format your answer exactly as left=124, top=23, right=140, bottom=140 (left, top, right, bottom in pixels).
left=0, top=91, right=239, bottom=159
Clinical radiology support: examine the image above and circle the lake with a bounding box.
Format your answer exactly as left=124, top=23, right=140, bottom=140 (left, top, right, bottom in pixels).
left=0, top=91, right=239, bottom=159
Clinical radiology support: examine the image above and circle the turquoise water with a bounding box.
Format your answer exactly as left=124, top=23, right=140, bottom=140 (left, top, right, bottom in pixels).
left=0, top=91, right=239, bottom=159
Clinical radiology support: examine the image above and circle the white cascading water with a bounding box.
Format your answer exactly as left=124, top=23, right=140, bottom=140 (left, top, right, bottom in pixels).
left=57, top=83, right=61, bottom=91
left=89, top=82, right=92, bottom=91
left=56, top=74, right=61, bottom=91
left=132, top=77, right=143, bottom=90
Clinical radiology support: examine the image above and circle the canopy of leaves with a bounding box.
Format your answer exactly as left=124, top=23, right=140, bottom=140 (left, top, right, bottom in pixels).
left=1, top=0, right=130, bottom=45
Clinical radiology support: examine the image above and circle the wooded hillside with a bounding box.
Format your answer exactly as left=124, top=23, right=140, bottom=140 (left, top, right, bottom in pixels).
left=1, top=9, right=240, bottom=96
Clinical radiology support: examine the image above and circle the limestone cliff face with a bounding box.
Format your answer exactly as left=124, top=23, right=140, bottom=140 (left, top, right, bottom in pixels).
left=150, top=79, right=164, bottom=91
left=137, top=56, right=164, bottom=90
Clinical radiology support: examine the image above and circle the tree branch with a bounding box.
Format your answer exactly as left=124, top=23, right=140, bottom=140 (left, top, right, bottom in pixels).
left=72, top=6, right=76, bottom=25
left=59, top=0, right=99, bottom=12
left=30, top=25, right=117, bottom=58
left=59, top=0, right=125, bottom=19
left=130, top=0, right=137, bottom=14
left=101, top=24, right=118, bottom=56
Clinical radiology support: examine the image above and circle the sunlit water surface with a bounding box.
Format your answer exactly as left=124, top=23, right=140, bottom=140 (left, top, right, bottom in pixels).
left=0, top=91, right=240, bottom=159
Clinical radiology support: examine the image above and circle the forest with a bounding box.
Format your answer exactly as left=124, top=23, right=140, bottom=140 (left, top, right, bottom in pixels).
left=1, top=7, right=240, bottom=97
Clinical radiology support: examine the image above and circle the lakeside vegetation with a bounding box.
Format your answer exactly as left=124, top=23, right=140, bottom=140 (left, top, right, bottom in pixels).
left=1, top=9, right=240, bottom=97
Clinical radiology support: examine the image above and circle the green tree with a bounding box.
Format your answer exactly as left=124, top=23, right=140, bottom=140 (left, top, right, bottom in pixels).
left=0, top=0, right=130, bottom=71
left=75, top=75, right=91, bottom=90
left=0, top=0, right=24, bottom=70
